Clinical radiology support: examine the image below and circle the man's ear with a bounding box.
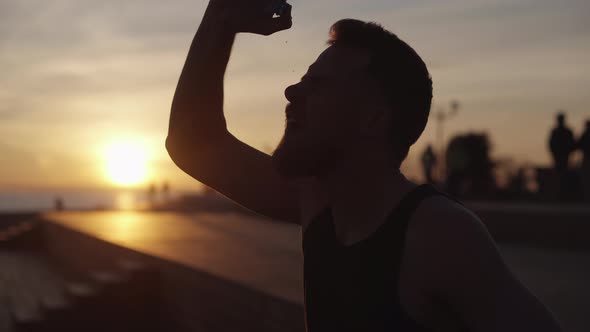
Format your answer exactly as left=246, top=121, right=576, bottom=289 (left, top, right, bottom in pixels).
left=360, top=106, right=392, bottom=139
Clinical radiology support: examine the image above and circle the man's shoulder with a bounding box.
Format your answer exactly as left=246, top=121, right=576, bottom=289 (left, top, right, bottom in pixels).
left=403, top=193, right=501, bottom=297
left=407, top=194, right=493, bottom=253
left=415, top=194, right=481, bottom=228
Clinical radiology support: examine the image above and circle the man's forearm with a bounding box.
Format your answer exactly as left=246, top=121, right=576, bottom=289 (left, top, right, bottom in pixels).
left=169, top=8, right=236, bottom=141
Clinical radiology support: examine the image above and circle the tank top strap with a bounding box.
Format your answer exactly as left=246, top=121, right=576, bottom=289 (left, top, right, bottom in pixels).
left=392, top=184, right=443, bottom=223
left=380, top=184, right=447, bottom=253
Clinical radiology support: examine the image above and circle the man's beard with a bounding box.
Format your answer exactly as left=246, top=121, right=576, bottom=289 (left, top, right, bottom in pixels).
left=271, top=129, right=341, bottom=179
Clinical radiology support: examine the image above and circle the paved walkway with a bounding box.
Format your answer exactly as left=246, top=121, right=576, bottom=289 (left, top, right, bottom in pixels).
left=44, top=212, right=303, bottom=304
left=500, top=245, right=590, bottom=332
left=44, top=211, right=590, bottom=331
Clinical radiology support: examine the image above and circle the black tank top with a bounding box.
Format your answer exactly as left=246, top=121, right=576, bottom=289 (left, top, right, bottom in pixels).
left=302, top=184, right=455, bottom=332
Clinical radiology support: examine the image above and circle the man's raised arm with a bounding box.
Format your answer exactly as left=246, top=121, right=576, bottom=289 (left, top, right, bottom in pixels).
left=166, top=0, right=300, bottom=223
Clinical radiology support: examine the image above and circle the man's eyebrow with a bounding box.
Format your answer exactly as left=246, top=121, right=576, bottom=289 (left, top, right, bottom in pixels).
left=301, top=63, right=320, bottom=80
left=301, top=74, right=323, bottom=81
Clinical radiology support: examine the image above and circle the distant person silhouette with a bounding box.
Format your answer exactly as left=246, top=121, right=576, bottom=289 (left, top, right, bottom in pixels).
left=147, top=183, right=157, bottom=207
left=54, top=196, right=65, bottom=211
left=577, top=120, right=590, bottom=202
left=549, top=112, right=575, bottom=173
left=507, top=168, right=528, bottom=200
left=166, top=1, right=561, bottom=330
left=421, top=144, right=437, bottom=183
left=162, top=181, right=171, bottom=202
left=577, top=120, right=590, bottom=158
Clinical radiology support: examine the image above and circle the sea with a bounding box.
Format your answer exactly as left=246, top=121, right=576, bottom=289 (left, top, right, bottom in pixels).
left=0, top=189, right=187, bottom=213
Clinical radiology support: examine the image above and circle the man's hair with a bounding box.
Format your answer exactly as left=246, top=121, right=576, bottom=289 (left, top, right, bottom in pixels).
left=328, top=19, right=433, bottom=166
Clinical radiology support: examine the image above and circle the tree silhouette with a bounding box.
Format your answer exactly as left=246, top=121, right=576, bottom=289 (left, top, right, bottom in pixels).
left=445, top=133, right=496, bottom=199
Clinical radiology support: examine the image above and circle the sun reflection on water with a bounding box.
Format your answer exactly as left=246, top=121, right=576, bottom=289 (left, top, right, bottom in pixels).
left=115, top=192, right=137, bottom=211
left=103, top=211, right=146, bottom=243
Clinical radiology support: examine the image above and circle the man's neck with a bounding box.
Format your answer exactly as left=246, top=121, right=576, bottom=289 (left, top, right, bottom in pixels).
left=316, top=149, right=416, bottom=244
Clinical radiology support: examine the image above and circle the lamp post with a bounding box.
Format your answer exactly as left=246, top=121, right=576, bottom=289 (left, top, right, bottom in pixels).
left=434, top=100, right=460, bottom=180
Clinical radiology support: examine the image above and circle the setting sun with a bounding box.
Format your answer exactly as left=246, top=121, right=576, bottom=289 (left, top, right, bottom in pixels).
left=103, top=140, right=150, bottom=187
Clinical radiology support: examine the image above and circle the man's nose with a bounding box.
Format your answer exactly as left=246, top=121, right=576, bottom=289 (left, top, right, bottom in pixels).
left=284, top=82, right=302, bottom=102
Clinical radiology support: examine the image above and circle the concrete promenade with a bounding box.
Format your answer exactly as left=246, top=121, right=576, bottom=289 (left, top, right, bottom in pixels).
left=44, top=212, right=304, bottom=305
left=43, top=210, right=590, bottom=332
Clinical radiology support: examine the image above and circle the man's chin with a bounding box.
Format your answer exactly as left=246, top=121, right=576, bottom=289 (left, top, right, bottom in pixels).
left=271, top=132, right=335, bottom=178
left=271, top=141, right=324, bottom=178
left=271, top=152, right=314, bottom=179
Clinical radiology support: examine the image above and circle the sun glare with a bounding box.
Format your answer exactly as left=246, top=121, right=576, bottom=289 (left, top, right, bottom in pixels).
left=103, top=140, right=150, bottom=187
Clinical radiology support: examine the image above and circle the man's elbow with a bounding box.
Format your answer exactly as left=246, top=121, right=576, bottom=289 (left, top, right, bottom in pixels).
left=165, top=136, right=208, bottom=184
left=165, top=131, right=227, bottom=173
left=166, top=134, right=203, bottom=170
left=165, top=135, right=184, bottom=166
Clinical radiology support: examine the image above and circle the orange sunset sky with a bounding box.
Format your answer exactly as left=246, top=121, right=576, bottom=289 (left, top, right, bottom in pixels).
left=1, top=0, right=589, bottom=191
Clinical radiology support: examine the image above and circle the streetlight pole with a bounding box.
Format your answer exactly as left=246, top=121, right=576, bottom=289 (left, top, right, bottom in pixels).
left=433, top=100, right=460, bottom=181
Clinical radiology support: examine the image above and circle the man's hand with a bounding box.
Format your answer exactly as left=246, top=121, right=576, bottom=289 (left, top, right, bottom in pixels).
left=206, top=0, right=293, bottom=36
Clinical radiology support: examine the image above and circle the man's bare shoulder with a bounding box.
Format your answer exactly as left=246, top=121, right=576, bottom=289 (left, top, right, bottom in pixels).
left=411, top=195, right=489, bottom=237
left=403, top=193, right=500, bottom=287
left=409, top=194, right=490, bottom=245
left=404, top=194, right=562, bottom=332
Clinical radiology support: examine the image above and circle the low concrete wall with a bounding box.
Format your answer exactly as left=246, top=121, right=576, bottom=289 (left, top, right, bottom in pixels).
left=41, top=220, right=305, bottom=332
left=470, top=203, right=590, bottom=251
